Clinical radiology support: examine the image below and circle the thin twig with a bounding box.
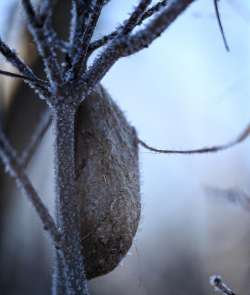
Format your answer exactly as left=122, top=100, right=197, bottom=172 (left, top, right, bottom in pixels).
left=122, top=0, right=152, bottom=35
left=22, top=0, right=62, bottom=85
left=82, top=0, right=196, bottom=99
left=120, top=0, right=196, bottom=56
left=19, top=114, right=250, bottom=176
left=0, top=37, right=38, bottom=80
left=69, top=0, right=96, bottom=60
left=143, top=0, right=168, bottom=20
left=71, top=0, right=106, bottom=79
left=210, top=275, right=236, bottom=295
left=138, top=122, right=250, bottom=154
left=0, top=69, right=48, bottom=89
left=0, top=130, right=61, bottom=247
left=214, top=0, right=230, bottom=51
left=88, top=0, right=168, bottom=55
left=0, top=39, right=50, bottom=96
left=38, top=0, right=58, bottom=24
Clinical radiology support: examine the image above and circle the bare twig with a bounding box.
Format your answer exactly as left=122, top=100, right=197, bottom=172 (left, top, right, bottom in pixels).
left=88, top=0, right=168, bottom=54
left=71, top=0, right=106, bottom=79
left=0, top=130, right=61, bottom=247
left=82, top=0, right=196, bottom=96
left=18, top=116, right=250, bottom=181
left=0, top=69, right=48, bottom=90
left=143, top=0, right=168, bottom=20
left=210, top=275, right=236, bottom=295
left=22, top=0, right=62, bottom=85
left=122, top=0, right=152, bottom=35
left=214, top=0, right=230, bottom=51
left=69, top=0, right=96, bottom=59
left=138, top=122, right=250, bottom=154
left=0, top=39, right=50, bottom=96
left=0, top=37, right=38, bottom=80
left=119, top=0, right=196, bottom=56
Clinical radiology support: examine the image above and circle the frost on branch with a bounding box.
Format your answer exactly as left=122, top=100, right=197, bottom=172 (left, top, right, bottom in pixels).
left=210, top=275, right=236, bottom=295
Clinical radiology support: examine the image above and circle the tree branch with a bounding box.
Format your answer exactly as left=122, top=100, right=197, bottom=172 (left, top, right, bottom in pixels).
left=69, top=1, right=95, bottom=59
left=0, top=69, right=48, bottom=91
left=71, top=0, right=106, bottom=79
left=22, top=0, right=62, bottom=85
left=88, top=0, right=168, bottom=55
left=0, top=37, right=38, bottom=80
left=122, top=0, right=152, bottom=35
left=214, top=0, right=230, bottom=51
left=205, top=186, right=250, bottom=212
left=0, top=130, right=61, bottom=247
left=120, top=0, right=196, bottom=56
left=138, top=122, right=250, bottom=154
left=210, top=275, right=236, bottom=295
left=0, top=38, right=50, bottom=97
left=82, top=0, right=196, bottom=95
left=38, top=0, right=58, bottom=24
left=18, top=114, right=250, bottom=177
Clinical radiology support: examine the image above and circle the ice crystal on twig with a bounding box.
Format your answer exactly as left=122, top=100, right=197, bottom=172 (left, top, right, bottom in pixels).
left=210, top=275, right=236, bottom=295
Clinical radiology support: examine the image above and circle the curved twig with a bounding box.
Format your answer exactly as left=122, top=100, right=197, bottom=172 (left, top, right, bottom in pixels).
left=138, top=122, right=250, bottom=154
left=214, top=0, right=230, bottom=51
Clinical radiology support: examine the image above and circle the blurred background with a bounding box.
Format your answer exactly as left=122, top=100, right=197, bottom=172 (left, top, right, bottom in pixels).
left=0, top=0, right=250, bottom=294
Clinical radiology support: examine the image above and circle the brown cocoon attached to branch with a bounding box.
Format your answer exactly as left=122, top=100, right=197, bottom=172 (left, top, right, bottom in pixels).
left=76, top=85, right=141, bottom=279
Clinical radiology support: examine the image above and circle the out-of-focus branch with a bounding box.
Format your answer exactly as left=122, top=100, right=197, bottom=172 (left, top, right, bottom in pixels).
left=138, top=122, right=250, bottom=154
left=0, top=130, right=61, bottom=247
left=38, top=0, right=58, bottom=24
left=21, top=111, right=52, bottom=167
left=210, top=275, right=236, bottom=295
left=0, top=69, right=48, bottom=92
left=205, top=186, right=250, bottom=212
left=0, top=39, right=50, bottom=96
left=0, top=38, right=38, bottom=81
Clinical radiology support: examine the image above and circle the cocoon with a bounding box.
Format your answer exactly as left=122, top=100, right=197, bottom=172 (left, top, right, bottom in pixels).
left=76, top=85, right=141, bottom=279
